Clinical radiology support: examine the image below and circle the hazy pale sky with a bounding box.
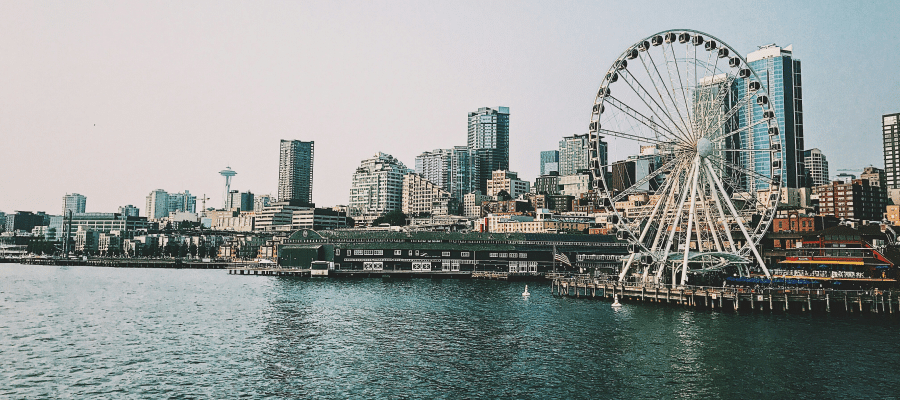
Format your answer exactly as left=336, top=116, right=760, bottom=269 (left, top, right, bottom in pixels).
left=1, top=0, right=898, bottom=215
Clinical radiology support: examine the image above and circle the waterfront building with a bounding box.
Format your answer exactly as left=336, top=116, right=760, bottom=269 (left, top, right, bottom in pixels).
left=290, top=208, right=351, bottom=231
left=167, top=190, right=196, bottom=214
left=813, top=179, right=888, bottom=221
left=558, top=134, right=597, bottom=177
left=118, top=205, right=140, bottom=217
left=278, top=139, right=315, bottom=205
left=63, top=213, right=151, bottom=239
left=744, top=44, right=805, bottom=188
left=540, top=150, right=559, bottom=176
left=486, top=170, right=530, bottom=200
left=74, top=226, right=99, bottom=254
left=463, top=191, right=493, bottom=218
left=226, top=190, right=255, bottom=212
left=208, top=210, right=255, bottom=232
left=860, top=167, right=886, bottom=187
left=468, top=107, right=510, bottom=194
left=348, top=152, right=411, bottom=225
left=402, top=173, right=451, bottom=216
left=836, top=173, right=856, bottom=184
left=277, top=229, right=628, bottom=274
left=803, top=148, right=830, bottom=187
left=448, top=146, right=471, bottom=202
left=146, top=189, right=169, bottom=220
left=534, top=173, right=560, bottom=196
left=253, top=194, right=273, bottom=213
left=62, top=193, right=86, bottom=215
left=415, top=149, right=451, bottom=192
left=559, top=173, right=592, bottom=198
left=884, top=113, right=900, bottom=189
left=255, top=200, right=310, bottom=232
left=5, top=211, right=46, bottom=234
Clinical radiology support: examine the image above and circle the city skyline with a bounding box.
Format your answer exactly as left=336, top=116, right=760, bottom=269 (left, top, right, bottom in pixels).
left=1, top=1, right=898, bottom=214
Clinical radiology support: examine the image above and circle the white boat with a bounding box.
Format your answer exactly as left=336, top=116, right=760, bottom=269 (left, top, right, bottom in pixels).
left=611, top=295, right=622, bottom=308
left=522, top=285, right=530, bottom=297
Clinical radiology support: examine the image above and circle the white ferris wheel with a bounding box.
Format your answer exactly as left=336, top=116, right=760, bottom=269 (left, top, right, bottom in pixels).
left=588, top=29, right=783, bottom=286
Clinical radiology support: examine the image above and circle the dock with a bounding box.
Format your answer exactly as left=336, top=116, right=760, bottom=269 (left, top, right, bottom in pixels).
left=552, top=276, right=900, bottom=314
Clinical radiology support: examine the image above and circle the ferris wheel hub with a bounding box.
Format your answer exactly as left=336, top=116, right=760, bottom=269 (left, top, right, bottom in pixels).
left=696, top=137, right=714, bottom=159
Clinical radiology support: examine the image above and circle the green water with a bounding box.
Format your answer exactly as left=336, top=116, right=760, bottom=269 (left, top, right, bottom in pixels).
left=1, top=264, right=898, bottom=398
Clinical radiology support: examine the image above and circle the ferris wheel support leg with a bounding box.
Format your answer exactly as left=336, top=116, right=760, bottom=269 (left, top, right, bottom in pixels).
left=619, top=252, right=636, bottom=282
left=707, top=171, right=738, bottom=253
left=657, top=160, right=695, bottom=283
left=681, top=158, right=701, bottom=286
left=703, top=158, right=771, bottom=279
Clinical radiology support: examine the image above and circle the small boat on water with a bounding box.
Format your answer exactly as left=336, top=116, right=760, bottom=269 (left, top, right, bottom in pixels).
left=522, top=285, right=530, bottom=297
left=611, top=295, right=622, bottom=308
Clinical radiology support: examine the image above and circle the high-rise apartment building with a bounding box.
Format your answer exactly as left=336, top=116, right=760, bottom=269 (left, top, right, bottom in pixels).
left=559, top=134, right=595, bottom=176
left=883, top=113, right=900, bottom=189
left=226, top=190, right=255, bottom=212
left=448, top=146, right=471, bottom=202
left=118, top=205, right=140, bottom=217
left=254, top=194, right=273, bottom=213
left=62, top=193, right=86, bottom=215
left=468, top=107, right=510, bottom=194
left=349, top=152, right=411, bottom=225
left=402, top=173, right=450, bottom=216
left=146, top=189, right=169, bottom=220
left=540, top=150, right=559, bottom=176
left=167, top=190, right=196, bottom=214
left=415, top=149, right=451, bottom=191
left=745, top=44, right=805, bottom=188
left=278, top=140, right=314, bottom=205
left=803, top=148, right=830, bottom=187
left=486, top=170, right=531, bottom=200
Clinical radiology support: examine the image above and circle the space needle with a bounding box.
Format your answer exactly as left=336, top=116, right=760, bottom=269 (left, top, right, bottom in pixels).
left=219, top=166, right=237, bottom=209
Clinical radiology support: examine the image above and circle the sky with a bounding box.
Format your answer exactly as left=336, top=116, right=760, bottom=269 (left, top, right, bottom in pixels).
left=1, top=0, right=898, bottom=215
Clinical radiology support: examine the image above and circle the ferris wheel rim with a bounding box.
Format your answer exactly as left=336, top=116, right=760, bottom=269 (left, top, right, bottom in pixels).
left=588, top=29, right=784, bottom=281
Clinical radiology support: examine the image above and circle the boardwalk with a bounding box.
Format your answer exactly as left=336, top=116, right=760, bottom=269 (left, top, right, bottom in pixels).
left=552, top=276, right=900, bottom=314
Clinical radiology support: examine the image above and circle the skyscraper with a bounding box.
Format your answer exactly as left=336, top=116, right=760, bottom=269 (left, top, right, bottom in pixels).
left=883, top=113, right=900, bottom=189
left=349, top=152, right=411, bottom=225
left=803, top=148, right=830, bottom=187
left=226, top=190, right=255, bottom=211
left=62, top=193, right=86, bottom=215
left=745, top=44, right=804, bottom=188
left=448, top=146, right=471, bottom=202
left=415, top=149, right=451, bottom=191
left=278, top=140, right=314, bottom=205
left=540, top=150, right=559, bottom=176
left=467, top=107, right=509, bottom=194
left=559, top=134, right=597, bottom=176
left=145, top=189, right=169, bottom=220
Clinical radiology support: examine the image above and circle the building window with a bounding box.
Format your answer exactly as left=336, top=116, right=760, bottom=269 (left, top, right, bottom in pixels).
left=442, top=251, right=450, bottom=257
left=461, top=252, right=470, bottom=257
left=394, top=250, right=402, bottom=256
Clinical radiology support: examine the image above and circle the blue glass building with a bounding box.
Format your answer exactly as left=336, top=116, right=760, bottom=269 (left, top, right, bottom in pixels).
left=540, top=150, right=559, bottom=176
left=745, top=44, right=804, bottom=189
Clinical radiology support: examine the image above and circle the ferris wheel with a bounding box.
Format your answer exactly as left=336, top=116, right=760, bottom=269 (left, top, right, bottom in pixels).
left=588, top=29, right=782, bottom=286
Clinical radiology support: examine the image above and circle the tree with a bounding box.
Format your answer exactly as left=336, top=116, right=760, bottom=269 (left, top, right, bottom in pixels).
left=496, top=190, right=513, bottom=201
left=373, top=210, right=407, bottom=226
left=189, top=243, right=198, bottom=258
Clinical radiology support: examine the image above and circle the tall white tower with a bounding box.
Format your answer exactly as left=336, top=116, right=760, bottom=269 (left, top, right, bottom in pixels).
left=219, top=167, right=237, bottom=209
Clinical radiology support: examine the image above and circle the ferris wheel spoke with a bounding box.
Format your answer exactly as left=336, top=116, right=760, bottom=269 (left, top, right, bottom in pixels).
left=658, top=158, right=699, bottom=281
left=710, top=118, right=768, bottom=143
left=703, top=158, right=770, bottom=278
left=618, top=67, right=692, bottom=143
left=602, top=96, right=683, bottom=143
left=707, top=154, right=778, bottom=187
left=644, top=48, right=693, bottom=138
left=705, top=87, right=757, bottom=143
left=704, top=168, right=738, bottom=253
left=697, top=73, right=737, bottom=139
left=610, top=156, right=684, bottom=203
left=669, top=44, right=696, bottom=141
left=662, top=44, right=694, bottom=141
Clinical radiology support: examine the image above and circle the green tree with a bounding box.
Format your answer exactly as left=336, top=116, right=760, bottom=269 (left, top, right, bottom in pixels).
left=373, top=210, right=407, bottom=226
left=189, top=243, right=198, bottom=258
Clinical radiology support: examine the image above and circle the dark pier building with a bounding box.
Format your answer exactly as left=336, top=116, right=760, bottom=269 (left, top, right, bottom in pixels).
left=276, top=230, right=629, bottom=277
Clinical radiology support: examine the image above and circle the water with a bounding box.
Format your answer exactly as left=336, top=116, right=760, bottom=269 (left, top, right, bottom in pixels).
left=2, top=264, right=899, bottom=399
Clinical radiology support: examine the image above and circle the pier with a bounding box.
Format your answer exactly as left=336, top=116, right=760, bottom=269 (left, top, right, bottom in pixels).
left=552, top=276, right=900, bottom=314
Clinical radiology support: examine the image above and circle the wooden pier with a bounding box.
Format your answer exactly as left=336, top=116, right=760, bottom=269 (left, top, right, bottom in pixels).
left=228, top=267, right=311, bottom=277
left=552, top=277, right=900, bottom=314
